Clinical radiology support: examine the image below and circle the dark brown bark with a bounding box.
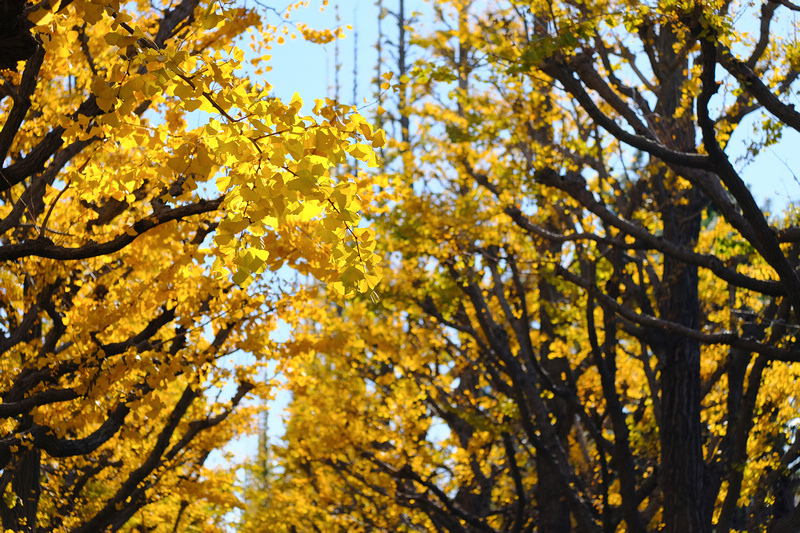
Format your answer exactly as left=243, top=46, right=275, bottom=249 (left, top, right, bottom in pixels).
left=0, top=444, right=40, bottom=532
left=536, top=454, right=572, bottom=532
left=0, top=0, right=38, bottom=71
left=651, top=21, right=707, bottom=532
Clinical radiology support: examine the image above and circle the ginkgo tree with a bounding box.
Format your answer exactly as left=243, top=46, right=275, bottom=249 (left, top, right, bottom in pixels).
left=245, top=0, right=800, bottom=532
left=0, top=0, right=384, bottom=530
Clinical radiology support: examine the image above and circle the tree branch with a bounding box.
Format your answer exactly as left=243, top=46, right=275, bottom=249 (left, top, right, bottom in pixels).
left=0, top=198, right=223, bottom=262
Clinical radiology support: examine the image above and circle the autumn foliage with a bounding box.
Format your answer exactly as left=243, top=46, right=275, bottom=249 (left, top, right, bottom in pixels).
left=0, top=0, right=382, bottom=530
left=243, top=1, right=800, bottom=533
left=5, top=0, right=800, bottom=531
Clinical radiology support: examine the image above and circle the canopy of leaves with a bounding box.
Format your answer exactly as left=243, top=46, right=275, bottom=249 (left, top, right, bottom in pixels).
left=243, top=1, right=800, bottom=533
left=0, top=0, right=383, bottom=530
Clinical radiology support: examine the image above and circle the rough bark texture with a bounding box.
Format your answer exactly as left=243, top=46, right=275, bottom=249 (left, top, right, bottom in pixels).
left=651, top=20, right=709, bottom=533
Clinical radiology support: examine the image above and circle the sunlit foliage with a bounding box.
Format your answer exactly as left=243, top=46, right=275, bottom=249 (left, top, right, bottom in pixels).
left=246, top=1, right=800, bottom=533
left=0, top=0, right=382, bottom=530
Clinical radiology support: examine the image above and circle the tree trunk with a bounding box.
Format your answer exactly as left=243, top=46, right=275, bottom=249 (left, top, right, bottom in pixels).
left=650, top=18, right=709, bottom=533
left=656, top=179, right=707, bottom=533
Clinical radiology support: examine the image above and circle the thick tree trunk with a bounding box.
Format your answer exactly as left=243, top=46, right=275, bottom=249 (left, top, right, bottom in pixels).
left=657, top=183, right=707, bottom=533
left=650, top=18, right=709, bottom=532
left=536, top=453, right=572, bottom=532
left=1, top=446, right=40, bottom=532
left=536, top=246, right=576, bottom=532
left=659, top=297, right=706, bottom=533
